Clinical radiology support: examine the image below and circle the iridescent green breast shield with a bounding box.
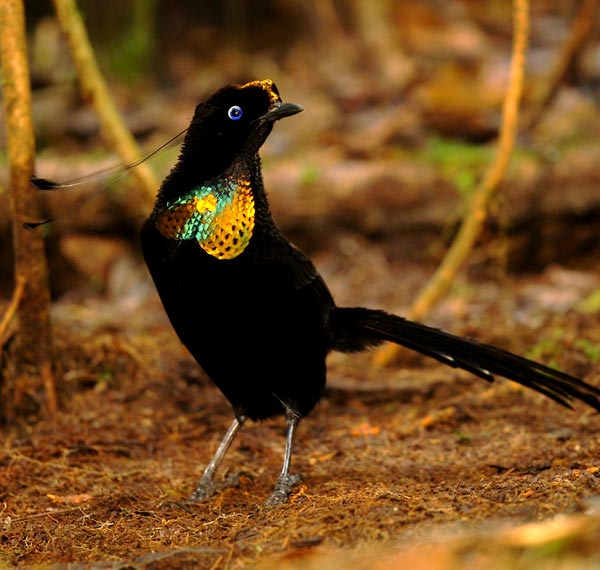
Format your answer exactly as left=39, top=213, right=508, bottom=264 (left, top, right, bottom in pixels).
left=155, top=178, right=255, bottom=260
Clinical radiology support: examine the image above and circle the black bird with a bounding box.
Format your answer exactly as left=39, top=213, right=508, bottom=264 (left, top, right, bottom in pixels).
left=139, top=79, right=600, bottom=506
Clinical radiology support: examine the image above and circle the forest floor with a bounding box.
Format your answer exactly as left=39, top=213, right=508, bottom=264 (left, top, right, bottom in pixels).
left=3, top=3, right=600, bottom=566
left=2, top=246, right=600, bottom=569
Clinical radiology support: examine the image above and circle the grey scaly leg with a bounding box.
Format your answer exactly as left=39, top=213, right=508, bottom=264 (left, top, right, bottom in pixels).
left=265, top=407, right=302, bottom=506
left=189, top=415, right=245, bottom=501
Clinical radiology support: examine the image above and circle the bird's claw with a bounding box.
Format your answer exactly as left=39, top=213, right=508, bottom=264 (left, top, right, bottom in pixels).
left=264, top=473, right=302, bottom=507
left=188, top=471, right=250, bottom=502
left=188, top=481, right=217, bottom=502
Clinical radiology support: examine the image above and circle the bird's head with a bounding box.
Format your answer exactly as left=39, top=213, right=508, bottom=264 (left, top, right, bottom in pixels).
left=178, top=79, right=302, bottom=179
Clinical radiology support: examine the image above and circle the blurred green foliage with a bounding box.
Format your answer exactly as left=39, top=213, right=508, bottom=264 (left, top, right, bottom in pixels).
left=419, top=136, right=494, bottom=196
left=577, top=289, right=600, bottom=315
left=81, top=0, right=157, bottom=82
left=574, top=339, right=600, bottom=364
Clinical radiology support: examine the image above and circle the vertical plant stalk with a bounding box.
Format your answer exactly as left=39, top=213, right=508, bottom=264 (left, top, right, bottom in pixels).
left=0, top=276, right=25, bottom=350
left=0, top=0, right=57, bottom=415
left=525, top=0, right=598, bottom=130
left=52, top=0, right=158, bottom=217
left=374, top=0, right=529, bottom=366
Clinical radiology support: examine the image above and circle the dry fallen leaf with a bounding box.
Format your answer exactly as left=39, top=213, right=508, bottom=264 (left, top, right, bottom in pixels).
left=351, top=422, right=381, bottom=437
left=47, top=493, right=93, bottom=505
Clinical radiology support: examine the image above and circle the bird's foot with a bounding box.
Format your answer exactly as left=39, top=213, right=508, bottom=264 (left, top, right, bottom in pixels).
left=264, top=473, right=302, bottom=507
left=189, top=471, right=249, bottom=502
left=188, top=480, right=217, bottom=502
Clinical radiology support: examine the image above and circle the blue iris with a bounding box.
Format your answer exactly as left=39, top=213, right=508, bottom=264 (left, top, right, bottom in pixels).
left=228, top=106, right=243, bottom=120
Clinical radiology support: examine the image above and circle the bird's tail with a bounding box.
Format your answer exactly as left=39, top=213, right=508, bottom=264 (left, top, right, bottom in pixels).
left=327, top=307, right=600, bottom=411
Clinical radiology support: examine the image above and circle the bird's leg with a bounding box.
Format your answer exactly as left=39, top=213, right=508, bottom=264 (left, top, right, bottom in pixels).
left=189, top=415, right=245, bottom=502
left=265, top=407, right=302, bottom=507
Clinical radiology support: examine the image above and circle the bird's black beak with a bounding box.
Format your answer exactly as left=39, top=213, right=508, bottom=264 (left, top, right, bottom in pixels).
left=258, top=102, right=303, bottom=125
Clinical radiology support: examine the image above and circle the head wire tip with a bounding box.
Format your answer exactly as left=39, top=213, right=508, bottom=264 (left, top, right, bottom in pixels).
left=31, top=176, right=61, bottom=190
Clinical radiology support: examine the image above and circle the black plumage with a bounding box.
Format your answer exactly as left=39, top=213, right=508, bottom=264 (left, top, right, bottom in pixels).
left=140, top=79, right=600, bottom=506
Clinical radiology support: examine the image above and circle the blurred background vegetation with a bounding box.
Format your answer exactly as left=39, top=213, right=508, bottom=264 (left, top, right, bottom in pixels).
left=1, top=0, right=599, bottom=301
left=2, top=3, right=600, bottom=568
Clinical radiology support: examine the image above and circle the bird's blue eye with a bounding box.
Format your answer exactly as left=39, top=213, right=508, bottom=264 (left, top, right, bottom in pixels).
left=228, top=106, right=243, bottom=120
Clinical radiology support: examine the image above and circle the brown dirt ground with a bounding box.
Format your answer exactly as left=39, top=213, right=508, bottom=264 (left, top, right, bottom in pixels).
left=2, top=253, right=600, bottom=569
left=3, top=4, right=600, bottom=566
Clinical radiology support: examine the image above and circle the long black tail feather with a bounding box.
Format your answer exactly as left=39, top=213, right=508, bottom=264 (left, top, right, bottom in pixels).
left=328, top=307, right=600, bottom=412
